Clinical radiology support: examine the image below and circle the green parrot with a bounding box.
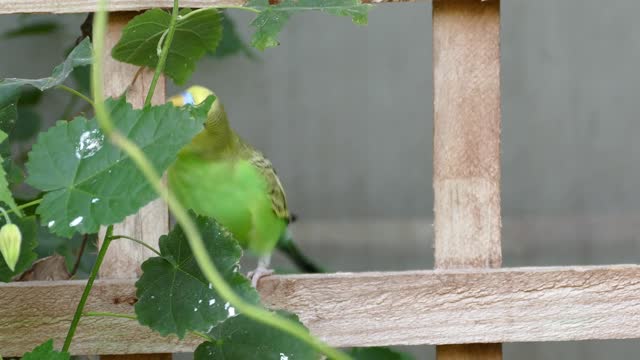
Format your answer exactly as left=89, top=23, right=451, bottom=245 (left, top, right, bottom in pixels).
left=167, top=86, right=321, bottom=286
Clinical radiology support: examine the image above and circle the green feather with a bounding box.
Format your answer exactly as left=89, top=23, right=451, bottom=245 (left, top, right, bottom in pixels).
left=167, top=86, right=288, bottom=255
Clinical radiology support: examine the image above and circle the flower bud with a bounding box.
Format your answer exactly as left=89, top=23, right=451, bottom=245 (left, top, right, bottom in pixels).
left=0, top=223, right=21, bottom=271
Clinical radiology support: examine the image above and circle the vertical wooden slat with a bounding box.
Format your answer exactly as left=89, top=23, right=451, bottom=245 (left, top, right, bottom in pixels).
left=98, top=12, right=170, bottom=360
left=433, top=0, right=502, bottom=358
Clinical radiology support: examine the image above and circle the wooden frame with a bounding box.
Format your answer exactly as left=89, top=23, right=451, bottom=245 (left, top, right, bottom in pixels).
left=1, top=0, right=633, bottom=359
left=3, top=265, right=640, bottom=356
left=0, top=0, right=419, bottom=15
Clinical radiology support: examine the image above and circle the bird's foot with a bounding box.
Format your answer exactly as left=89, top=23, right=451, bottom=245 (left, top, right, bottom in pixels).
left=248, top=266, right=274, bottom=288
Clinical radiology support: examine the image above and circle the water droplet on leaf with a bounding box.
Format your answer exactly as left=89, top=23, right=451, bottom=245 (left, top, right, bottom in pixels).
left=69, top=216, right=83, bottom=227
left=75, top=129, right=104, bottom=159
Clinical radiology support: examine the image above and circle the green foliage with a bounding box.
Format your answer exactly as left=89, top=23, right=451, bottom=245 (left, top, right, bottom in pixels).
left=194, top=311, right=319, bottom=360
left=213, top=13, right=255, bottom=59
left=0, top=85, right=20, bottom=142
left=0, top=216, right=38, bottom=282
left=35, top=223, right=97, bottom=277
left=0, top=130, right=19, bottom=215
left=12, top=107, right=41, bottom=141
left=3, top=21, right=61, bottom=38
left=349, top=347, right=416, bottom=360
left=136, top=213, right=259, bottom=338
left=112, top=8, right=223, bottom=85
left=3, top=2, right=373, bottom=358
left=247, top=0, right=371, bottom=50
left=0, top=38, right=91, bottom=92
left=22, top=339, right=70, bottom=360
left=0, top=39, right=91, bottom=133
left=26, top=96, right=214, bottom=237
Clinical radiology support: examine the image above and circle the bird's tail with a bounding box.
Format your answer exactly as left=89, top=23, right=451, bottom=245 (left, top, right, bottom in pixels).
left=276, top=228, right=325, bottom=274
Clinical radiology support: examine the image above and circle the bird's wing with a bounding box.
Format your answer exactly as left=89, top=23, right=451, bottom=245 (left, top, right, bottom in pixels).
left=249, top=151, right=291, bottom=222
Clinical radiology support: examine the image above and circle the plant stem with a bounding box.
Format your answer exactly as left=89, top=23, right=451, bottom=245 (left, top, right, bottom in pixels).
left=62, top=225, right=114, bottom=352
left=83, top=311, right=137, bottom=321
left=56, top=85, right=95, bottom=107
left=144, top=0, right=180, bottom=107
left=111, top=234, right=161, bottom=256
left=91, top=2, right=350, bottom=359
left=178, top=6, right=260, bottom=22
left=0, top=208, right=10, bottom=224
left=14, top=198, right=42, bottom=213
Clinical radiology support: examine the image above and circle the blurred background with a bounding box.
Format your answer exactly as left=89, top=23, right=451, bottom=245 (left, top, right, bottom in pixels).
left=2, top=0, right=640, bottom=358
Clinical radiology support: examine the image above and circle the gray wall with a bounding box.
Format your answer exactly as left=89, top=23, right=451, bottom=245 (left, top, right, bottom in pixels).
left=3, top=0, right=640, bottom=358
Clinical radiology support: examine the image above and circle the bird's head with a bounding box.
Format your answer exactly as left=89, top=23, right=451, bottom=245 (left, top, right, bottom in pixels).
left=170, top=86, right=229, bottom=141
left=169, top=85, right=216, bottom=107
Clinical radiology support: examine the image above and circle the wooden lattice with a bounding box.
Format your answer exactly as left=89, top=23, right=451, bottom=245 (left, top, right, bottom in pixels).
left=1, top=1, right=631, bottom=360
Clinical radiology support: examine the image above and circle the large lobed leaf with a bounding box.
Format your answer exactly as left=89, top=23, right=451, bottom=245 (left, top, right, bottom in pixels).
left=26, top=96, right=213, bottom=237
left=22, top=339, right=70, bottom=360
left=194, top=311, right=319, bottom=360
left=135, top=213, right=260, bottom=338
left=247, top=0, right=371, bottom=50
left=112, top=8, right=222, bottom=85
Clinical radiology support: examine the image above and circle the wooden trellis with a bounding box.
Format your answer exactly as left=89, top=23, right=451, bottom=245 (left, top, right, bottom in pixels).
left=1, top=0, right=638, bottom=359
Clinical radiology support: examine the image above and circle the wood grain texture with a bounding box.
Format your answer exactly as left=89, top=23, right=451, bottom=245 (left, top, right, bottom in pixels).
left=433, top=0, right=501, bottom=270
left=432, top=0, right=501, bottom=358
left=98, top=13, right=168, bottom=280
left=0, top=0, right=420, bottom=14
left=2, top=265, right=640, bottom=355
left=97, top=13, right=169, bottom=360
left=102, top=355, right=171, bottom=360
left=0, top=280, right=200, bottom=356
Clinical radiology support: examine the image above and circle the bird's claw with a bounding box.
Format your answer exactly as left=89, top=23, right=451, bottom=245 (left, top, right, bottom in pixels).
left=248, top=267, right=274, bottom=288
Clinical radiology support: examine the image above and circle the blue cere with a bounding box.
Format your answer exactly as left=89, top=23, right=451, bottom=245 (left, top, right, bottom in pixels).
left=182, top=91, right=195, bottom=105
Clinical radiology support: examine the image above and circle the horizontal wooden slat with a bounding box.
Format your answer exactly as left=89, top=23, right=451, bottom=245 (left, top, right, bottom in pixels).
left=0, top=0, right=420, bottom=15
left=2, top=265, right=640, bottom=355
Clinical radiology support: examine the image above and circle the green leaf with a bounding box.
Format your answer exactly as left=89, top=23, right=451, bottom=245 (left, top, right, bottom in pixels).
left=247, top=0, right=371, bottom=50
left=135, top=213, right=259, bottom=338
left=18, top=88, right=43, bottom=106
left=22, top=339, right=70, bottom=360
left=3, top=158, right=25, bottom=185
left=71, top=64, right=92, bottom=96
left=3, top=21, right=61, bottom=38
left=12, top=107, right=41, bottom=141
left=35, top=222, right=97, bottom=277
left=0, top=38, right=92, bottom=91
left=0, top=216, right=38, bottom=282
left=26, top=96, right=214, bottom=237
left=213, top=13, right=255, bottom=59
left=112, top=8, right=223, bottom=85
left=194, top=311, right=319, bottom=360
left=0, top=84, right=20, bottom=140
left=0, top=130, right=20, bottom=215
left=349, top=347, right=416, bottom=360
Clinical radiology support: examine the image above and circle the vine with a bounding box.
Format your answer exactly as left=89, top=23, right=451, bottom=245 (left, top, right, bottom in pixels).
left=0, top=1, right=415, bottom=359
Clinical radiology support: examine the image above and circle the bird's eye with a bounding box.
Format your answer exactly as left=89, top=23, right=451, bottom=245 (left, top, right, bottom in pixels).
left=182, top=91, right=195, bottom=105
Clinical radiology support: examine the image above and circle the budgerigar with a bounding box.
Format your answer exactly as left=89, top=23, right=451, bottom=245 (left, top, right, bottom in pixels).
left=167, top=86, right=295, bottom=286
